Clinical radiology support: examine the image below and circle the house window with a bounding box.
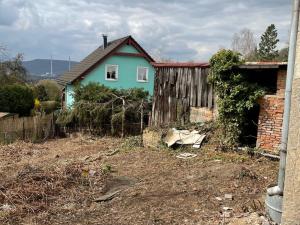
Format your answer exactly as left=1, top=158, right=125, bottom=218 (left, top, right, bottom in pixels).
left=105, top=64, right=118, bottom=80
left=137, top=67, right=148, bottom=82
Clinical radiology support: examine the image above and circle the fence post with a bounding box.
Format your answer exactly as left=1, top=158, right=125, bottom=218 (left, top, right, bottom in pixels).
left=111, top=102, right=114, bottom=135
left=121, top=98, right=125, bottom=138
left=22, top=118, right=25, bottom=140
left=140, top=100, right=144, bottom=134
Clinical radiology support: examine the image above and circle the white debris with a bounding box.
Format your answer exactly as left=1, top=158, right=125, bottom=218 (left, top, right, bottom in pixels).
left=222, top=211, right=232, bottom=218
left=176, top=153, right=197, bottom=159
left=0, top=204, right=14, bottom=211
left=224, top=193, right=233, bottom=200
left=164, top=128, right=206, bottom=147
left=192, top=144, right=201, bottom=148
left=215, top=197, right=223, bottom=201
left=89, top=169, right=97, bottom=176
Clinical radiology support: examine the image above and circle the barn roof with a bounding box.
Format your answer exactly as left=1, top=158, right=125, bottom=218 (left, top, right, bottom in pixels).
left=152, top=62, right=209, bottom=68
left=152, top=61, right=287, bottom=69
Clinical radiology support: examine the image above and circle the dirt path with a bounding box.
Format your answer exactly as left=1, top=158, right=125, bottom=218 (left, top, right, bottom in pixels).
left=0, top=136, right=278, bottom=224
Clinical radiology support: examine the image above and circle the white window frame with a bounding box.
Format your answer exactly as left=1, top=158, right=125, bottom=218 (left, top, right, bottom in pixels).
left=105, top=64, right=118, bottom=81
left=136, top=66, right=149, bottom=82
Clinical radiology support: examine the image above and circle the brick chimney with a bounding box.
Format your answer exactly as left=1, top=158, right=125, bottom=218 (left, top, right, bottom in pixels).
left=102, top=34, right=108, bottom=49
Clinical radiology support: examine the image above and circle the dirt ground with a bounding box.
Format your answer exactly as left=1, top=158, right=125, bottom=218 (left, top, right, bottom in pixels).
left=0, top=134, right=278, bottom=225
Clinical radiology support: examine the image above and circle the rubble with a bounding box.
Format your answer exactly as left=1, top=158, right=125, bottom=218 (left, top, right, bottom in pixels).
left=164, top=128, right=206, bottom=147
left=176, top=153, right=197, bottom=159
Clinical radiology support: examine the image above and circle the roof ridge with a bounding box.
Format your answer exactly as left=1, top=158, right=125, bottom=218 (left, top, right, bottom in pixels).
left=59, top=35, right=132, bottom=85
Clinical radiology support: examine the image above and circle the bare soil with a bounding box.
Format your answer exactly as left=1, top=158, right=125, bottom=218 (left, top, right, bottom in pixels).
left=0, top=135, right=278, bottom=225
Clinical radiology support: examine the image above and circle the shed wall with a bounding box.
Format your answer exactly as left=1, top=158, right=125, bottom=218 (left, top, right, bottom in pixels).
left=151, top=67, right=214, bottom=126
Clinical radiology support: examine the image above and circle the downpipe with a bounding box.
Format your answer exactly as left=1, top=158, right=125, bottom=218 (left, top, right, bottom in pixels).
left=266, top=0, right=300, bottom=223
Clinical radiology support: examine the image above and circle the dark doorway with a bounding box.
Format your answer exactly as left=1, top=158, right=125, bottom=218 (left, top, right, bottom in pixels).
left=240, top=104, right=260, bottom=147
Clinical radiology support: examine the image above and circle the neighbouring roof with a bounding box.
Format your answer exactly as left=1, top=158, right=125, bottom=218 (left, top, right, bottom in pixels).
left=152, top=62, right=209, bottom=68
left=57, top=35, right=154, bottom=88
left=0, top=112, right=17, bottom=119
left=240, top=62, right=288, bottom=69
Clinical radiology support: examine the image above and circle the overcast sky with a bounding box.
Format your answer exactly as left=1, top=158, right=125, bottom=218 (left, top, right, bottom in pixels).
left=0, top=0, right=292, bottom=62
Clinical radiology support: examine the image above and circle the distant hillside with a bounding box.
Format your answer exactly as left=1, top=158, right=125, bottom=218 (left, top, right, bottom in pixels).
left=22, top=59, right=78, bottom=80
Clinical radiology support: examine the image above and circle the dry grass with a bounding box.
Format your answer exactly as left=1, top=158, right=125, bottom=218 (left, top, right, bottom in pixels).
left=0, top=135, right=278, bottom=225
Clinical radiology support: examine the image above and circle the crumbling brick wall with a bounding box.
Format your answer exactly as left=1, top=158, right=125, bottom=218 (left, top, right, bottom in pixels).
left=256, top=69, right=286, bottom=152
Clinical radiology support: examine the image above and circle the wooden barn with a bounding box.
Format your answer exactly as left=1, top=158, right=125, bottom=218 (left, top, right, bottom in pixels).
left=150, top=62, right=214, bottom=126
left=150, top=61, right=288, bottom=153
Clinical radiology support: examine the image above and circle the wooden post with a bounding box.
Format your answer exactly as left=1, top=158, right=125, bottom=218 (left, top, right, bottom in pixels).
left=121, top=98, right=125, bottom=138
left=140, top=100, right=144, bottom=133
left=111, top=102, right=114, bottom=135
left=22, top=118, right=25, bottom=140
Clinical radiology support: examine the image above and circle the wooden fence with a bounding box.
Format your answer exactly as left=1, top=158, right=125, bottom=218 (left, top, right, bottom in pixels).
left=151, top=66, right=214, bottom=126
left=0, top=113, right=55, bottom=144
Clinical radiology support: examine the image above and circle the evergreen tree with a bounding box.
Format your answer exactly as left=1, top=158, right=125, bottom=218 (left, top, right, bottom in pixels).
left=258, top=24, right=279, bottom=61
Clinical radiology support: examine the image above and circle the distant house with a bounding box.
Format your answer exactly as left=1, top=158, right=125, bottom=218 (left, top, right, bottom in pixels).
left=59, top=35, right=155, bottom=107
left=0, top=112, right=18, bottom=121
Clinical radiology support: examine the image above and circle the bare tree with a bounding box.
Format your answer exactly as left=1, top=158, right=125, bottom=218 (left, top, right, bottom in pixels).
left=0, top=44, right=8, bottom=62
left=231, top=28, right=257, bottom=60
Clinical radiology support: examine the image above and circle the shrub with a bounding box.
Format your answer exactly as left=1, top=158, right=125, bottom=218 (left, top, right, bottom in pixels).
left=209, top=49, right=265, bottom=147
left=34, top=85, right=49, bottom=101
left=40, top=101, right=60, bottom=114
left=0, top=84, right=34, bottom=116
left=58, top=82, right=150, bottom=136
left=36, top=80, right=61, bottom=102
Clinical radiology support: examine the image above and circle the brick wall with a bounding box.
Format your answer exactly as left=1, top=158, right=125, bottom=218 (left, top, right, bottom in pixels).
left=256, top=69, right=286, bottom=153
left=256, top=95, right=284, bottom=152
left=277, top=69, right=287, bottom=95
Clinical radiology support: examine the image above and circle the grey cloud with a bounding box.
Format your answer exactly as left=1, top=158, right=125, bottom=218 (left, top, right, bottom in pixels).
left=0, top=0, right=291, bottom=62
left=0, top=0, right=20, bottom=26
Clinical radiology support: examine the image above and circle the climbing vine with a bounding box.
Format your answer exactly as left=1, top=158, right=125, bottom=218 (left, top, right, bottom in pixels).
left=209, top=49, right=265, bottom=147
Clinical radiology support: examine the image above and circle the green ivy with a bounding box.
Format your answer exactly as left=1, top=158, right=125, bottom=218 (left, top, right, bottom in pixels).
left=209, top=49, right=265, bottom=147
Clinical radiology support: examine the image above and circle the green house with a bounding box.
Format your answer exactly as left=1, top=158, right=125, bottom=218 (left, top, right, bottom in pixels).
left=59, top=35, right=155, bottom=107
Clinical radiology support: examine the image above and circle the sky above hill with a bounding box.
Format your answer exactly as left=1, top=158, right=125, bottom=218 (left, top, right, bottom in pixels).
left=0, top=0, right=292, bottom=62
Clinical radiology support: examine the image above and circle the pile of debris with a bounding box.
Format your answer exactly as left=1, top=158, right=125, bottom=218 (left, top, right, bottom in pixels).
left=163, top=128, right=206, bottom=148
left=143, top=122, right=215, bottom=149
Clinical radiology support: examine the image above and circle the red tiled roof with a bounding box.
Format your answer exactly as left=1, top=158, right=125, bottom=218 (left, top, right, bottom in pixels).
left=152, top=61, right=287, bottom=69
left=152, top=62, right=209, bottom=68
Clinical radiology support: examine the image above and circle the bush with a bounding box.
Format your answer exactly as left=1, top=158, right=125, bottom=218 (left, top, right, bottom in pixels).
left=58, top=82, right=150, bottom=136
left=0, top=84, right=34, bottom=116
left=40, top=101, right=60, bottom=114
left=36, top=80, right=61, bottom=102
left=209, top=49, right=265, bottom=147
left=34, top=85, right=49, bottom=101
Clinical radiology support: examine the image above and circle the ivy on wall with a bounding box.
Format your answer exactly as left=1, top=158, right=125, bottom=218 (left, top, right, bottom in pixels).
left=209, top=49, right=265, bottom=147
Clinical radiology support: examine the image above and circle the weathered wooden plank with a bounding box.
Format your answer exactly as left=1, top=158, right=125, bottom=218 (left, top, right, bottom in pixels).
left=151, top=66, right=215, bottom=126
